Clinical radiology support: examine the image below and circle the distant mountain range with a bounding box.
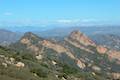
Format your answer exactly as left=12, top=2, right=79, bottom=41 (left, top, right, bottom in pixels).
left=1, top=26, right=120, bottom=47
left=0, top=29, right=21, bottom=46
left=92, top=34, right=120, bottom=51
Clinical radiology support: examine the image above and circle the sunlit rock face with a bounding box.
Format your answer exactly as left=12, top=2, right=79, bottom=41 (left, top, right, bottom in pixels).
left=107, top=50, right=120, bottom=62
left=69, top=30, right=96, bottom=47
left=96, top=45, right=107, bottom=54
left=76, top=59, right=86, bottom=69
left=65, top=31, right=96, bottom=53
left=15, top=62, right=25, bottom=68
left=111, top=73, right=120, bottom=79
left=41, top=40, right=67, bottom=53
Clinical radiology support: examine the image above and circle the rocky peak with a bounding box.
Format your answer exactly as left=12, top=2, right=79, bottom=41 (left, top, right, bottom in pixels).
left=66, top=31, right=120, bottom=64
left=69, top=30, right=96, bottom=47
left=22, top=32, right=40, bottom=40
left=20, top=32, right=43, bottom=45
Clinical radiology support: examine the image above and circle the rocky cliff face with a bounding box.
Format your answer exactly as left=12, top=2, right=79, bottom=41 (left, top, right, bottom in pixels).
left=68, top=31, right=96, bottom=47
left=65, top=31, right=120, bottom=65
left=65, top=31, right=96, bottom=53
left=96, top=45, right=108, bottom=54
left=96, top=45, right=120, bottom=64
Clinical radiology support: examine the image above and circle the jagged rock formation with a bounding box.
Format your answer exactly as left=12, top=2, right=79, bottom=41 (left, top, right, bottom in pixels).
left=66, top=30, right=120, bottom=65
left=65, top=30, right=96, bottom=53
left=68, top=31, right=96, bottom=47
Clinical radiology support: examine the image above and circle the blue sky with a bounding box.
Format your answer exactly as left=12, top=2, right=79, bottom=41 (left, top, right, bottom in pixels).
left=0, top=0, right=120, bottom=27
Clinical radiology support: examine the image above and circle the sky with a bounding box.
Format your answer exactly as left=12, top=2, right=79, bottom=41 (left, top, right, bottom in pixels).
left=0, top=0, right=120, bottom=27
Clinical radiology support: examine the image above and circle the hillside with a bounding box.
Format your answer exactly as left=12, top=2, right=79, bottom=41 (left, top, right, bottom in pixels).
left=0, top=31, right=120, bottom=80
left=7, top=30, right=120, bottom=80
left=0, top=29, right=21, bottom=46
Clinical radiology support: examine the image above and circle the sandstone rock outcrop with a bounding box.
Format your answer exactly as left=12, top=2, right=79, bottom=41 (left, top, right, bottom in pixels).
left=69, top=31, right=96, bottom=47
left=111, top=72, right=120, bottom=79
left=76, top=59, right=86, bottom=69
left=96, top=45, right=107, bottom=54
left=92, top=65, right=101, bottom=72
left=107, top=50, right=120, bottom=61
left=15, top=62, right=25, bottom=68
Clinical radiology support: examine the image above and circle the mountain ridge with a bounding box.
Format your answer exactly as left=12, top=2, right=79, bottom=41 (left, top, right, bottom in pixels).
left=6, top=30, right=120, bottom=79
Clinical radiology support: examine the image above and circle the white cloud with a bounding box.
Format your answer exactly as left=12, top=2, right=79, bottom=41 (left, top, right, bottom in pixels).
left=56, top=19, right=98, bottom=24
left=57, top=19, right=72, bottom=23
left=4, top=12, right=13, bottom=16
left=81, top=19, right=98, bottom=22
left=56, top=19, right=81, bottom=24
